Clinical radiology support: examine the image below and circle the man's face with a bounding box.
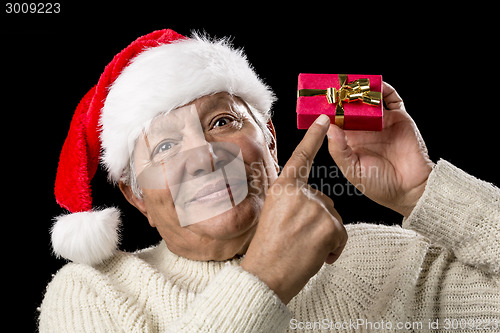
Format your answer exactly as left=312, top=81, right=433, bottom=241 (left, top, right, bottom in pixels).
left=129, top=93, right=278, bottom=260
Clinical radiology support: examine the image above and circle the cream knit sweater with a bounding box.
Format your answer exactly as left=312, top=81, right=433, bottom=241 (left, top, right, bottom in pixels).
left=39, top=160, right=500, bottom=332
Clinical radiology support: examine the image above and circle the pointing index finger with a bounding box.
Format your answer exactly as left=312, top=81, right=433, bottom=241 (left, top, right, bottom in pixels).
left=281, top=114, right=330, bottom=183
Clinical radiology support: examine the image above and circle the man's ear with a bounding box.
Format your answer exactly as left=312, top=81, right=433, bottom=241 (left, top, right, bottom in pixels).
left=267, top=120, right=278, bottom=169
left=118, top=181, right=148, bottom=217
left=267, top=120, right=277, bottom=150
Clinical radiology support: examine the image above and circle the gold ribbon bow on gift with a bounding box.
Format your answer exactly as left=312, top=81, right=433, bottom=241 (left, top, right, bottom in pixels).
left=298, top=74, right=382, bottom=128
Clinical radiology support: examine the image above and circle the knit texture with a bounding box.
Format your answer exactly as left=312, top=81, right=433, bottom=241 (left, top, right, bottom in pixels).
left=39, top=160, right=500, bottom=332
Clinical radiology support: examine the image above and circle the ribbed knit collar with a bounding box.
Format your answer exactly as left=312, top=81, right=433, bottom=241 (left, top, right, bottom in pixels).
left=138, top=241, right=243, bottom=291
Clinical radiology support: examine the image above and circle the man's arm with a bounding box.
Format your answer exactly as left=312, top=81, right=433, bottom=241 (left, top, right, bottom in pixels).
left=404, top=159, right=500, bottom=274
left=39, top=261, right=292, bottom=332
left=327, top=82, right=499, bottom=275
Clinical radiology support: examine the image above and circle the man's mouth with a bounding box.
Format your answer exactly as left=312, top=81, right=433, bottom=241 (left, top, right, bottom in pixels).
left=185, top=178, right=246, bottom=206
left=186, top=179, right=231, bottom=205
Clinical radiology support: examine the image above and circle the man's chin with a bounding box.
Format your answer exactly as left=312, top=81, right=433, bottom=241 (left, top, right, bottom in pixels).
left=184, top=197, right=260, bottom=240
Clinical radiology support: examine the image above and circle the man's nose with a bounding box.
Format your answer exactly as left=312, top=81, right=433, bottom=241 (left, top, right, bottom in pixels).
left=184, top=141, right=237, bottom=179
left=184, top=143, right=215, bottom=178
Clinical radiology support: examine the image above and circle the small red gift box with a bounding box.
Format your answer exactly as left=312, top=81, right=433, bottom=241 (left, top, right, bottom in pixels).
left=296, top=73, right=383, bottom=130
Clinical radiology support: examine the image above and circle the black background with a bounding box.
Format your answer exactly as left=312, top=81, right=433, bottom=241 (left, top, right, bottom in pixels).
left=2, top=3, right=498, bottom=331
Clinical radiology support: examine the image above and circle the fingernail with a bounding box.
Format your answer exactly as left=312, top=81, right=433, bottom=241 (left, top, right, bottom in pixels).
left=315, top=114, right=330, bottom=127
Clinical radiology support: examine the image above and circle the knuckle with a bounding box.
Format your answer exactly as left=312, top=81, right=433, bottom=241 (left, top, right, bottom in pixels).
left=342, top=229, right=349, bottom=244
left=318, top=214, right=346, bottom=243
left=291, top=149, right=311, bottom=167
left=316, top=213, right=336, bottom=231
left=323, top=195, right=335, bottom=209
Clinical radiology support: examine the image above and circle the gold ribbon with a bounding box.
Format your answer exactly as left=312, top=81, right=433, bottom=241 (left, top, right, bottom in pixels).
left=298, top=74, right=382, bottom=128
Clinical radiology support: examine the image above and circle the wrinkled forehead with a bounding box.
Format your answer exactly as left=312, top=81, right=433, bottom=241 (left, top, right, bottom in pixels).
left=146, top=92, right=246, bottom=135
left=194, top=92, right=243, bottom=112
left=145, top=103, right=200, bottom=142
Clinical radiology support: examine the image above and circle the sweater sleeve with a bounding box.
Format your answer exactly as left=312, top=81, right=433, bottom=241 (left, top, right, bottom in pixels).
left=403, top=159, right=500, bottom=275
left=39, top=262, right=292, bottom=333
left=38, top=264, right=151, bottom=333
left=167, top=265, right=292, bottom=332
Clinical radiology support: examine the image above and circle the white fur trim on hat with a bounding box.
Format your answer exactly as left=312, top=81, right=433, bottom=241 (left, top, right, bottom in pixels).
left=100, top=34, right=276, bottom=182
left=51, top=207, right=121, bottom=265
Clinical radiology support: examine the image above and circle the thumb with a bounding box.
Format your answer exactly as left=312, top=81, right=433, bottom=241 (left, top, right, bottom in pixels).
left=326, top=125, right=359, bottom=181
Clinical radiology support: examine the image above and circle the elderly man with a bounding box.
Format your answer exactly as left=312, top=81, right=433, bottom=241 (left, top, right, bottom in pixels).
left=39, top=29, right=500, bottom=332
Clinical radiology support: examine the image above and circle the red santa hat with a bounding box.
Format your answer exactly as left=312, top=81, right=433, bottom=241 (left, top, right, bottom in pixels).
left=52, top=29, right=275, bottom=265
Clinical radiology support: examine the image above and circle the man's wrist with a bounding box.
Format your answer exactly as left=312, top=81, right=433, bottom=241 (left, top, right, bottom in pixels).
left=398, top=162, right=434, bottom=217
left=399, top=180, right=429, bottom=217
left=241, top=260, right=293, bottom=304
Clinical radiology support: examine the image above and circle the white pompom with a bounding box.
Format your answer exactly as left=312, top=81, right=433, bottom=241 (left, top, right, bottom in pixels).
left=51, top=207, right=121, bottom=265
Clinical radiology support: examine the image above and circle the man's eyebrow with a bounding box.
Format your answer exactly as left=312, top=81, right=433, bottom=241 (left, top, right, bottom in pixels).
left=199, top=95, right=233, bottom=113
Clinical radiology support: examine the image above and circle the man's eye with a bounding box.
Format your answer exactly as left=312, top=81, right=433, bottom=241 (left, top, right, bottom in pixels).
left=153, top=141, right=175, bottom=156
left=213, top=117, right=231, bottom=128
